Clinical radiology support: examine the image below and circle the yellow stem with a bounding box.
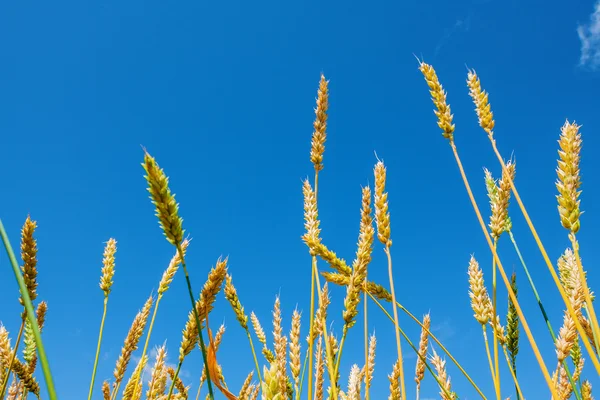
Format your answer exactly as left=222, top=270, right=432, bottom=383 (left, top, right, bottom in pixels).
left=488, top=139, right=600, bottom=373
left=482, top=326, right=497, bottom=392
left=313, top=258, right=338, bottom=399
left=364, top=280, right=370, bottom=400
left=307, top=170, right=320, bottom=400
left=450, top=140, right=559, bottom=398
left=492, top=239, right=500, bottom=400
left=570, top=234, right=600, bottom=355
left=385, top=246, right=406, bottom=400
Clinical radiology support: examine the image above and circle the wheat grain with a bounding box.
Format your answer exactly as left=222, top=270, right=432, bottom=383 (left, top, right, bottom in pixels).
left=224, top=274, right=248, bottom=330
left=0, top=326, right=40, bottom=396
left=19, top=216, right=38, bottom=307
left=158, top=239, right=189, bottom=295
left=582, top=380, right=594, bottom=400
left=314, top=337, right=324, bottom=400
left=307, top=283, right=330, bottom=344
left=142, top=150, right=184, bottom=245
left=147, top=345, right=167, bottom=399
left=431, top=349, right=457, bottom=400
left=99, top=238, right=117, bottom=295
left=113, top=295, right=153, bottom=388
left=343, top=186, right=374, bottom=328
left=237, top=371, right=254, bottom=400
left=361, top=332, right=376, bottom=389
left=311, top=74, right=329, bottom=171
left=466, top=69, right=495, bottom=137
left=374, top=163, right=391, bottom=247
left=415, top=313, right=430, bottom=390
left=418, top=61, right=455, bottom=140
left=102, top=381, right=111, bottom=400
left=122, top=355, right=147, bottom=400
left=179, top=258, right=228, bottom=362
left=272, top=296, right=287, bottom=396
left=556, top=121, right=582, bottom=234
left=468, top=256, right=492, bottom=325
left=289, top=309, right=301, bottom=392
left=387, top=360, right=400, bottom=400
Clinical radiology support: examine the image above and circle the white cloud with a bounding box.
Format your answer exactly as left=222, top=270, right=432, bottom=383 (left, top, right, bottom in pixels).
left=577, top=1, right=600, bottom=69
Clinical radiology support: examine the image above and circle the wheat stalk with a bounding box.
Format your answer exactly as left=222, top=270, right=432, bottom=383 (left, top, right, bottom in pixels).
left=88, top=238, right=117, bottom=400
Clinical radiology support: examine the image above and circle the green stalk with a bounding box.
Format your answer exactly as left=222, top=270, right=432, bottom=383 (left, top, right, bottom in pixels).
left=166, top=361, right=184, bottom=399
left=333, top=325, right=348, bottom=384
left=245, top=329, right=262, bottom=384
left=395, top=300, right=485, bottom=398
left=369, top=294, right=457, bottom=400
left=502, top=345, right=524, bottom=400
left=87, top=296, right=109, bottom=400
left=0, top=219, right=57, bottom=400
left=298, top=349, right=309, bottom=398
left=508, top=231, right=581, bottom=400
left=174, top=243, right=214, bottom=400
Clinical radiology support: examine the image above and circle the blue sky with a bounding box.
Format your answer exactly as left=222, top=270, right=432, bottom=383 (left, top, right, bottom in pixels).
left=2, top=0, right=600, bottom=398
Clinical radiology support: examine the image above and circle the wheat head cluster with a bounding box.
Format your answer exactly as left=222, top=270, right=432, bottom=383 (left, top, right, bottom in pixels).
left=0, top=60, right=598, bottom=400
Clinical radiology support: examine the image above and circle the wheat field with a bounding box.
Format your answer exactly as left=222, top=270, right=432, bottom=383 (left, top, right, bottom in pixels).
left=1, top=60, right=598, bottom=400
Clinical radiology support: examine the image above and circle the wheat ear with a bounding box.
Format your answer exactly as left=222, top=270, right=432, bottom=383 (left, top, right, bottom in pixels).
left=420, top=60, right=559, bottom=396
left=469, top=69, right=600, bottom=373
left=88, top=238, right=117, bottom=400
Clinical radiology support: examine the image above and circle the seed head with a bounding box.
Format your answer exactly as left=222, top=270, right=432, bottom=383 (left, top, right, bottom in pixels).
left=419, top=61, right=455, bottom=140
left=142, top=150, right=184, bottom=245
left=467, top=70, right=495, bottom=136
left=100, top=238, right=117, bottom=295
left=311, top=74, right=329, bottom=171
left=19, top=215, right=38, bottom=306
left=556, top=120, right=583, bottom=233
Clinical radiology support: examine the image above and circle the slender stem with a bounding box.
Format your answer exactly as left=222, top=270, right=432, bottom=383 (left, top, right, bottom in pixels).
left=450, top=141, right=558, bottom=398
left=502, top=346, right=524, bottom=400
left=166, top=361, right=184, bottom=399
left=570, top=234, right=600, bottom=355
left=481, top=326, right=497, bottom=392
left=508, top=231, right=554, bottom=336
left=87, top=296, right=109, bottom=400
left=111, top=381, right=122, bottom=400
left=298, top=350, right=309, bottom=398
left=307, top=170, right=320, bottom=400
left=333, top=325, right=348, bottom=383
left=0, top=219, right=57, bottom=400
left=488, top=139, right=600, bottom=373
left=195, top=374, right=203, bottom=400
left=313, top=260, right=339, bottom=399
left=491, top=239, right=500, bottom=400
left=509, top=231, right=582, bottom=400
left=364, top=281, right=370, bottom=400
left=369, top=294, right=457, bottom=400
left=176, top=243, right=214, bottom=400
left=246, top=329, right=262, bottom=384
left=0, top=320, right=25, bottom=398
left=395, top=300, right=484, bottom=398
left=385, top=246, right=406, bottom=400
left=307, top=257, right=317, bottom=400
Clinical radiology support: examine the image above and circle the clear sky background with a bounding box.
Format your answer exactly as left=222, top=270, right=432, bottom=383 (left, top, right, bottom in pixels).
left=2, top=0, right=600, bottom=399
